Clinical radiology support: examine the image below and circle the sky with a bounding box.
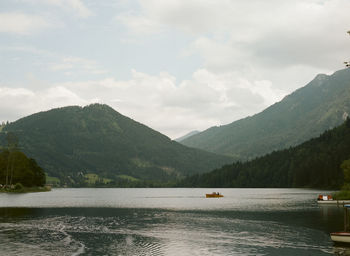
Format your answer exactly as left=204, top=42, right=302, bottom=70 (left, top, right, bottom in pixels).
left=1, top=0, right=350, bottom=139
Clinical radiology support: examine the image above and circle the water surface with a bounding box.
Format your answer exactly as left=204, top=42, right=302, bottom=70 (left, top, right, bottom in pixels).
left=0, top=188, right=347, bottom=255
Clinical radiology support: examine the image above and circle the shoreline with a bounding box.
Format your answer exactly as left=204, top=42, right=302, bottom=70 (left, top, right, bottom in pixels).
left=0, top=186, right=51, bottom=193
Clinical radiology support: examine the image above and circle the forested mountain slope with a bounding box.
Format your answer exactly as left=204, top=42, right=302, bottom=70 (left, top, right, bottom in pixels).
left=180, top=119, right=350, bottom=189
left=0, top=104, right=232, bottom=186
left=181, top=69, right=350, bottom=160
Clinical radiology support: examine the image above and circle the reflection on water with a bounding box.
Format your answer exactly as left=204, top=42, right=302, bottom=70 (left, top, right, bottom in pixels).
left=0, top=188, right=346, bottom=255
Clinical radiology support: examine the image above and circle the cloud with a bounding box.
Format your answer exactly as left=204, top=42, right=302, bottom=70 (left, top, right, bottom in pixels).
left=118, top=0, right=350, bottom=74
left=2, top=0, right=348, bottom=139
left=3, top=67, right=284, bottom=139
left=116, top=0, right=233, bottom=35
left=0, top=13, right=52, bottom=35
left=51, top=68, right=286, bottom=138
left=0, top=86, right=89, bottom=123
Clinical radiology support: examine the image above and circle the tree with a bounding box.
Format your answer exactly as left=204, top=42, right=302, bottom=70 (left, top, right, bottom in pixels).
left=5, top=132, right=19, bottom=186
left=0, top=151, right=46, bottom=187
left=341, top=159, right=350, bottom=188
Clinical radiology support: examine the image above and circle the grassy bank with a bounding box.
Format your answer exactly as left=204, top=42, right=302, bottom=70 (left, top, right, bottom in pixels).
left=332, top=190, right=350, bottom=200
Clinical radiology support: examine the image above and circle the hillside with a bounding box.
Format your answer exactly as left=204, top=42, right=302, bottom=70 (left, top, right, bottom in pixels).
left=175, top=130, right=200, bottom=142
left=0, top=104, right=232, bottom=186
left=181, top=68, right=350, bottom=160
left=179, top=118, right=350, bottom=189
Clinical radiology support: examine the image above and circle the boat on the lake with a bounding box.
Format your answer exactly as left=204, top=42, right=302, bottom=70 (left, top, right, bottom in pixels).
left=331, top=204, right=350, bottom=243
left=206, top=192, right=223, bottom=198
left=330, top=232, right=350, bottom=243
left=317, top=194, right=333, bottom=202
left=317, top=194, right=350, bottom=205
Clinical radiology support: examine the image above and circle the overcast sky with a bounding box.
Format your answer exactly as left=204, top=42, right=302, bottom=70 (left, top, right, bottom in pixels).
left=1, top=0, right=349, bottom=139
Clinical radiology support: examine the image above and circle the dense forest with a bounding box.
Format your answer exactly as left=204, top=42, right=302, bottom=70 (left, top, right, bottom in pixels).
left=0, top=104, right=232, bottom=186
left=179, top=118, right=350, bottom=189
left=181, top=68, right=350, bottom=161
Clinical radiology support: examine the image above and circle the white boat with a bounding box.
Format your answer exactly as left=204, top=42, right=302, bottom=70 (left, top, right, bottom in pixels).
left=330, top=232, right=350, bottom=243
left=330, top=205, right=350, bottom=243
left=317, top=194, right=350, bottom=205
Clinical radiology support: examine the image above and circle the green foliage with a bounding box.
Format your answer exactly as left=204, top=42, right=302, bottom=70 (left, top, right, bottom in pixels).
left=332, top=158, right=350, bottom=199
left=45, top=175, right=60, bottom=186
left=117, top=175, right=140, bottom=182
left=84, top=173, right=112, bottom=185
left=0, top=104, right=232, bottom=186
left=179, top=119, right=350, bottom=189
left=181, top=69, right=350, bottom=161
left=0, top=150, right=46, bottom=187
left=333, top=190, right=350, bottom=200
left=14, top=183, right=23, bottom=190
left=341, top=159, right=350, bottom=184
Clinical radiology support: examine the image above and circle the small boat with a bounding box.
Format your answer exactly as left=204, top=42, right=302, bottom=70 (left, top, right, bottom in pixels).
left=317, top=194, right=336, bottom=204
left=317, top=194, right=333, bottom=201
left=330, top=232, right=350, bottom=243
left=206, top=192, right=223, bottom=198
left=317, top=194, right=350, bottom=205
left=331, top=205, right=350, bottom=243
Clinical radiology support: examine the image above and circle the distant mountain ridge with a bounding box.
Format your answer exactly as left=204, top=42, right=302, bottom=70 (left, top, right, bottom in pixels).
left=181, top=68, right=350, bottom=160
left=175, top=130, right=200, bottom=142
left=0, top=104, right=232, bottom=186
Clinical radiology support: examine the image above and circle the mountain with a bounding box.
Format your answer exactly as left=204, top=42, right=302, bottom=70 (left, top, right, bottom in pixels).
left=179, top=118, right=350, bottom=189
left=181, top=68, right=350, bottom=160
left=0, top=104, right=232, bottom=186
left=175, top=130, right=200, bottom=142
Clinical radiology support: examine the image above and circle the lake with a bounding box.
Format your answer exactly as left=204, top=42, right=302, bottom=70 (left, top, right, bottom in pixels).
left=0, top=188, right=348, bottom=255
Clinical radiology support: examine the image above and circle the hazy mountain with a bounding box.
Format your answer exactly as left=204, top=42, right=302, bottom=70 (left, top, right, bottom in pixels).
left=181, top=68, right=350, bottom=160
left=179, top=118, right=350, bottom=189
left=175, top=130, right=200, bottom=142
left=0, top=104, right=232, bottom=186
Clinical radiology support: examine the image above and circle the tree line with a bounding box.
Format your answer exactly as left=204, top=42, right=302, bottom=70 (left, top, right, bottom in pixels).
left=0, top=132, right=45, bottom=188
left=178, top=118, right=350, bottom=189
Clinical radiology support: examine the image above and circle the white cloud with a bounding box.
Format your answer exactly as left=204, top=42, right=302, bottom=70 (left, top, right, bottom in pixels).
left=0, top=86, right=90, bottom=123
left=117, top=0, right=233, bottom=35
left=2, top=0, right=349, bottom=139
left=0, top=13, right=52, bottom=35
left=51, top=68, right=286, bottom=138
left=118, top=0, right=350, bottom=74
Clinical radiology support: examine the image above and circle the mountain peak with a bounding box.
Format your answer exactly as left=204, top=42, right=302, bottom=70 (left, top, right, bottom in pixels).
left=83, top=103, right=114, bottom=111
left=180, top=68, right=350, bottom=160
left=314, top=73, right=328, bottom=81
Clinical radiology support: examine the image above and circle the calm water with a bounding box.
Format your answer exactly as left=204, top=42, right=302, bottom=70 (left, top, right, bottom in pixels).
left=0, top=188, right=348, bottom=255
